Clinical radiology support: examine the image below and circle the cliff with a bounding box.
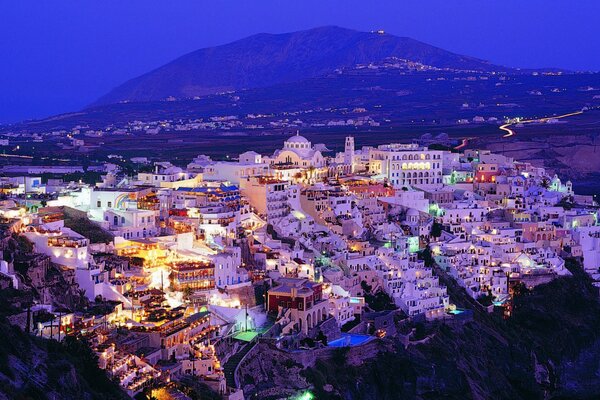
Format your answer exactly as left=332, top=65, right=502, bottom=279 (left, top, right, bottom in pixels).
left=238, top=260, right=600, bottom=399
left=0, top=315, right=127, bottom=399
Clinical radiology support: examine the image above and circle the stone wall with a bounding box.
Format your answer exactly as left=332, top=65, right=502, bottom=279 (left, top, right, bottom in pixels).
left=306, top=316, right=340, bottom=342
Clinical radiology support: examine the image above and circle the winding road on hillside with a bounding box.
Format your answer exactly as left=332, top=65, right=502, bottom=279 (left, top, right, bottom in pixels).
left=498, top=110, right=585, bottom=138
left=454, top=109, right=587, bottom=150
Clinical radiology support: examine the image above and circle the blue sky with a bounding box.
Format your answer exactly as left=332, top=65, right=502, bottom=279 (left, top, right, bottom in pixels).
left=1, top=0, right=599, bottom=123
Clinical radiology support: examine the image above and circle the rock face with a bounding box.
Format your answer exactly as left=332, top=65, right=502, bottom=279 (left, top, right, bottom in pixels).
left=236, top=340, right=394, bottom=399
left=0, top=317, right=127, bottom=400
left=94, top=26, right=508, bottom=105
left=238, top=263, right=600, bottom=399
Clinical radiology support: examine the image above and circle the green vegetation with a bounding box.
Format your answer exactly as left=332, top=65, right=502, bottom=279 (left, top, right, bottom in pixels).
left=428, top=143, right=459, bottom=153
left=430, top=221, right=443, bottom=238
left=341, top=315, right=361, bottom=332
left=315, top=330, right=328, bottom=346
left=418, top=246, right=435, bottom=268
left=63, top=208, right=114, bottom=244
left=361, top=280, right=397, bottom=312
left=477, top=293, right=494, bottom=306
left=254, top=281, right=270, bottom=306
left=12, top=233, right=33, bottom=254
left=40, top=171, right=103, bottom=186
left=555, top=196, right=574, bottom=210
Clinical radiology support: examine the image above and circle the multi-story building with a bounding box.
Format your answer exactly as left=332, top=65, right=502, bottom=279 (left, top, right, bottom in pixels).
left=267, top=277, right=329, bottom=334
left=169, top=261, right=216, bottom=292
left=239, top=176, right=290, bottom=221
left=368, top=143, right=444, bottom=188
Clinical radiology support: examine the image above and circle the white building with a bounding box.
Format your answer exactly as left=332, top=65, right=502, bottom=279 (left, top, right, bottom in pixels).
left=368, top=143, right=443, bottom=188
left=266, top=134, right=325, bottom=168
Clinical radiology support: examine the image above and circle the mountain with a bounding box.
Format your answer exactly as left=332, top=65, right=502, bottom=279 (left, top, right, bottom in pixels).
left=94, top=26, right=511, bottom=105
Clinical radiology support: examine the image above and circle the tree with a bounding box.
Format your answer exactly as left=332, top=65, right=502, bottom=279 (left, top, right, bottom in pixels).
left=540, top=177, right=551, bottom=189
left=364, top=290, right=397, bottom=312
left=419, top=246, right=435, bottom=268
left=316, top=330, right=328, bottom=346
left=430, top=222, right=443, bottom=238
left=477, top=293, right=494, bottom=307
left=360, top=280, right=372, bottom=294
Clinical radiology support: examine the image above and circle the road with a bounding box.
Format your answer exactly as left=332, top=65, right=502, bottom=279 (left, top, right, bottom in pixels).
left=499, top=110, right=584, bottom=138
left=454, top=137, right=469, bottom=150
left=453, top=109, right=585, bottom=150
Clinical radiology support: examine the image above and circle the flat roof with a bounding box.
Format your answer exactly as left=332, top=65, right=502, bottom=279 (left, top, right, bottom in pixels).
left=233, top=331, right=259, bottom=342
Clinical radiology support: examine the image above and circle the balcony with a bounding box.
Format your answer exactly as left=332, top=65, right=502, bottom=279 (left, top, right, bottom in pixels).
left=48, top=236, right=88, bottom=248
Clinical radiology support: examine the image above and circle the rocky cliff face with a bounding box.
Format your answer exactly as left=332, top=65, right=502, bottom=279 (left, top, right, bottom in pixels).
left=238, top=262, right=600, bottom=399
left=0, top=316, right=127, bottom=399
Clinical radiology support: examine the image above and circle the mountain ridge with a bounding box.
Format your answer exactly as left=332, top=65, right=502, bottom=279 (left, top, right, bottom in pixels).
left=93, top=26, right=513, bottom=106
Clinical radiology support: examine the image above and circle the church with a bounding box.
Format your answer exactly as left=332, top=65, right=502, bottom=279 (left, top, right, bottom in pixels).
left=266, top=133, right=325, bottom=168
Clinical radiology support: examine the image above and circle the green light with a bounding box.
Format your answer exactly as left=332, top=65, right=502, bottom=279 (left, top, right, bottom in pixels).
left=449, top=171, right=457, bottom=185
left=428, top=203, right=443, bottom=217
left=293, top=391, right=314, bottom=400
left=408, top=237, right=419, bottom=253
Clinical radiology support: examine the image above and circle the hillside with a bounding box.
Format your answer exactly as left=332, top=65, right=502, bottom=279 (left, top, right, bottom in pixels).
left=237, top=260, right=600, bottom=399
left=94, top=26, right=512, bottom=105
left=0, top=313, right=127, bottom=400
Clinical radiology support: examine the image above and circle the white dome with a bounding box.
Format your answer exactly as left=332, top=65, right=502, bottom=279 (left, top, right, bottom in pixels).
left=406, top=208, right=419, bottom=217
left=286, top=134, right=309, bottom=144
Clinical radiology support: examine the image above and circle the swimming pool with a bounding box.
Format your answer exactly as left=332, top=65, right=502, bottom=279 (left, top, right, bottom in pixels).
left=328, top=333, right=372, bottom=347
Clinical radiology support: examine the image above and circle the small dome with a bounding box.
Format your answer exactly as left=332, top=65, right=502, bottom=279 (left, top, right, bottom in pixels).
left=407, top=208, right=419, bottom=217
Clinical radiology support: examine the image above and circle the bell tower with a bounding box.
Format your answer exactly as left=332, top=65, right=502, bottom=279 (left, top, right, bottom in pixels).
left=344, top=136, right=355, bottom=172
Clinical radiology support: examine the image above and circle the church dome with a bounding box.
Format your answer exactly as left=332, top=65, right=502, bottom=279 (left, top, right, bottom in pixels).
left=283, top=133, right=313, bottom=155
left=286, top=134, right=310, bottom=144
left=406, top=208, right=419, bottom=217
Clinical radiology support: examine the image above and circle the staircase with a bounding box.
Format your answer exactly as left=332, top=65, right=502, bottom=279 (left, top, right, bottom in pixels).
left=223, top=340, right=257, bottom=389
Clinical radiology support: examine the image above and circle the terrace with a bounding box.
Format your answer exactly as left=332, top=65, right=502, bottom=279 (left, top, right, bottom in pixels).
left=47, top=235, right=88, bottom=248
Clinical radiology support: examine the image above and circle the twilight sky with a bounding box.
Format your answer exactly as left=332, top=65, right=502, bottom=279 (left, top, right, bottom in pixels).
left=1, top=0, right=599, bottom=123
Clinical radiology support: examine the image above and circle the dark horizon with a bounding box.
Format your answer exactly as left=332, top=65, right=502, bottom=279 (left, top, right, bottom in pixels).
left=1, top=0, right=599, bottom=124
